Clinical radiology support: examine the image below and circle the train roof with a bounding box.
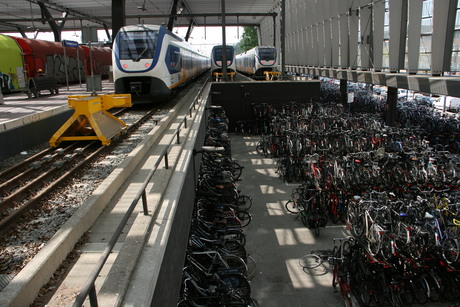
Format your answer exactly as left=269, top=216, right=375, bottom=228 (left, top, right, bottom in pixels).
left=212, top=45, right=235, bottom=51
left=118, top=24, right=184, bottom=42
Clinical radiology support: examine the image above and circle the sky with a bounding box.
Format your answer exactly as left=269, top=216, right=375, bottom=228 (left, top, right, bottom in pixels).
left=4, top=26, right=244, bottom=56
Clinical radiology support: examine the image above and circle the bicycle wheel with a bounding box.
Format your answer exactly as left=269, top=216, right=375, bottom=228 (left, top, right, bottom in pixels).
left=230, top=161, right=243, bottom=180
left=340, top=282, right=353, bottom=307
left=442, top=237, right=460, bottom=264
left=285, top=200, right=300, bottom=214
left=221, top=254, right=248, bottom=275
left=299, top=253, right=322, bottom=269
left=358, top=280, right=372, bottom=306
left=367, top=224, right=382, bottom=257
left=300, top=212, right=308, bottom=227
left=312, top=220, right=320, bottom=237
left=220, top=274, right=251, bottom=298
left=236, top=211, right=252, bottom=227
left=220, top=229, right=246, bottom=247
left=222, top=239, right=247, bottom=258
left=245, top=255, right=257, bottom=280
left=332, top=263, right=339, bottom=288
left=329, top=194, right=340, bottom=224
left=411, top=276, right=429, bottom=305
left=237, top=195, right=253, bottom=211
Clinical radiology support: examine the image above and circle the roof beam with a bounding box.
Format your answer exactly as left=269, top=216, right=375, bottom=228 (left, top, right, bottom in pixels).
left=167, top=0, right=180, bottom=31
left=26, top=0, right=110, bottom=26
left=0, top=12, right=277, bottom=23
left=37, top=1, right=69, bottom=41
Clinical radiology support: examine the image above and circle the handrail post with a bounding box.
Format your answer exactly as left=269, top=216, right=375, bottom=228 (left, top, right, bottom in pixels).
left=164, top=153, right=169, bottom=169
left=89, top=285, right=98, bottom=307
left=176, top=131, right=181, bottom=144
left=184, top=117, right=188, bottom=129
left=142, top=190, right=148, bottom=215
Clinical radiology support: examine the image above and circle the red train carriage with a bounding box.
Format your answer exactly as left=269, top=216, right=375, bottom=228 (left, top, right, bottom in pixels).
left=0, top=34, right=111, bottom=96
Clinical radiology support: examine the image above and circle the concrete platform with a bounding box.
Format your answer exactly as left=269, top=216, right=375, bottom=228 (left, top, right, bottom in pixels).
left=0, top=81, right=114, bottom=160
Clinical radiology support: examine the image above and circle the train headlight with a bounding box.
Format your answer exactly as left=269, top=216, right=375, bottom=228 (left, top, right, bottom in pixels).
left=123, top=64, right=128, bottom=69
left=145, top=63, right=150, bottom=68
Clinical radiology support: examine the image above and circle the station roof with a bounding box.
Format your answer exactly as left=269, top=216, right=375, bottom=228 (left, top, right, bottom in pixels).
left=0, top=0, right=277, bottom=34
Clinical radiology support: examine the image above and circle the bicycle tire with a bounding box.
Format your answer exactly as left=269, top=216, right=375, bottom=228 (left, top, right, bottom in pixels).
left=340, top=283, right=353, bottom=307
left=300, top=213, right=308, bottom=227
left=313, top=221, right=320, bottom=237
left=236, top=211, right=252, bottom=227
left=221, top=254, right=248, bottom=275
left=410, top=276, right=429, bottom=305
left=367, top=224, right=382, bottom=257
left=299, top=253, right=322, bottom=269
left=329, top=194, right=340, bottom=224
left=256, top=144, right=264, bottom=156
left=231, top=161, right=243, bottom=180
left=285, top=200, right=300, bottom=214
left=246, top=255, right=257, bottom=280
left=332, top=263, right=339, bottom=288
left=442, top=237, right=460, bottom=264
left=358, top=280, right=372, bottom=306
left=237, top=195, right=253, bottom=211
left=220, top=230, right=246, bottom=247
left=220, top=274, right=251, bottom=298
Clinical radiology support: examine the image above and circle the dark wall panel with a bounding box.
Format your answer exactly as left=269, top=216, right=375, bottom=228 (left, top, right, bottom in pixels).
left=210, top=81, right=320, bottom=130
left=150, top=109, right=207, bottom=307
left=0, top=110, right=72, bottom=160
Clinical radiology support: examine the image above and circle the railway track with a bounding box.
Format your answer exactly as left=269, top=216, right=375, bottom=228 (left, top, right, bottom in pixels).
left=0, top=74, right=210, bottom=305
left=0, top=107, right=160, bottom=231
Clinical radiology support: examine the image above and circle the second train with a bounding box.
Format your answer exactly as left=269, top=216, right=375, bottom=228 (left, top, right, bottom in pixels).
left=236, top=46, right=278, bottom=79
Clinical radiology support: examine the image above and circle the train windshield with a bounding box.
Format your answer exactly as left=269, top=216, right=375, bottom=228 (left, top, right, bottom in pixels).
left=118, top=29, right=158, bottom=61
left=257, top=48, right=276, bottom=61
left=213, top=47, right=234, bottom=61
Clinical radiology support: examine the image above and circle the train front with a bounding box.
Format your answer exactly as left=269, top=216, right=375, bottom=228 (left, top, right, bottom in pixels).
left=113, top=25, right=170, bottom=103
left=255, top=47, right=277, bottom=76
left=211, top=46, right=235, bottom=74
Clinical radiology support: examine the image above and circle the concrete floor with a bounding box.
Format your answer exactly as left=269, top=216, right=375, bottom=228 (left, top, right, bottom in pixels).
left=231, top=134, right=349, bottom=307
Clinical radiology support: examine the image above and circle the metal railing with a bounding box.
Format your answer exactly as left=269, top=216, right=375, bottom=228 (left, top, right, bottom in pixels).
left=73, top=79, right=210, bottom=307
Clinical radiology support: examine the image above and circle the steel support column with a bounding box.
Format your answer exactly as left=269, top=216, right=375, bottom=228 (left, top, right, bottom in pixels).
left=407, top=0, right=423, bottom=74
left=349, top=7, right=359, bottom=69
left=372, top=0, right=385, bottom=71
left=389, top=0, right=408, bottom=73
left=360, top=5, right=372, bottom=70
left=339, top=1, right=349, bottom=68
left=340, top=79, right=348, bottom=108
left=281, top=0, right=286, bottom=79
left=112, top=0, right=125, bottom=42
left=385, top=87, right=398, bottom=126
left=331, top=1, right=340, bottom=68
left=221, top=0, right=228, bottom=81
left=431, top=0, right=458, bottom=75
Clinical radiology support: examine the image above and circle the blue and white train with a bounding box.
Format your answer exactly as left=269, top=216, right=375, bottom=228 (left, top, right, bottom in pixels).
left=210, top=45, right=236, bottom=76
left=112, top=24, right=210, bottom=103
left=236, top=46, right=278, bottom=78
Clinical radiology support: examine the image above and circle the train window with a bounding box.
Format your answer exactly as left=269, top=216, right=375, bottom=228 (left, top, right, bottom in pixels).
left=166, top=45, right=182, bottom=73
left=257, top=48, right=276, bottom=61
left=213, top=47, right=234, bottom=62
left=118, top=30, right=158, bottom=61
